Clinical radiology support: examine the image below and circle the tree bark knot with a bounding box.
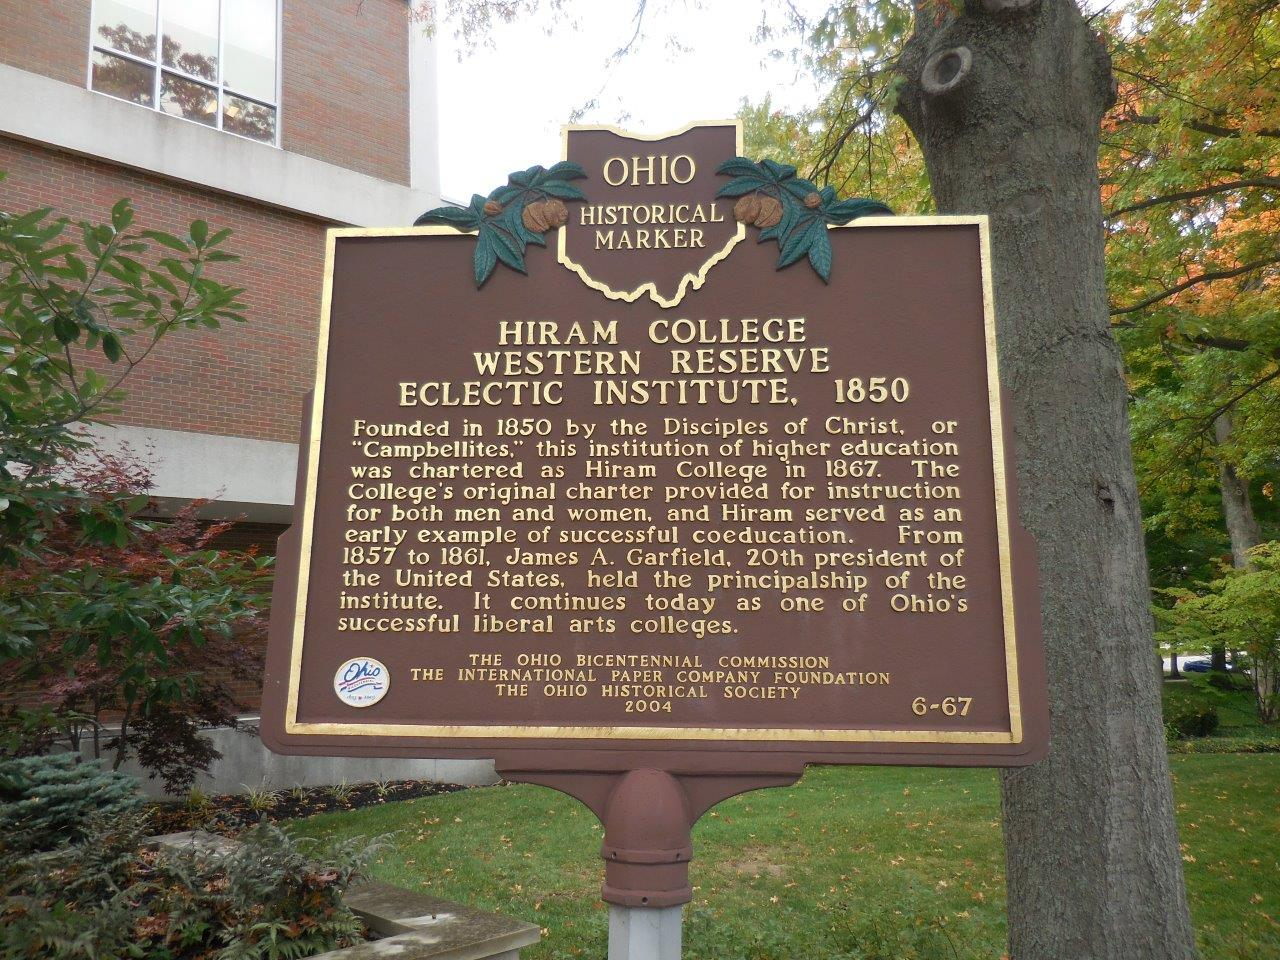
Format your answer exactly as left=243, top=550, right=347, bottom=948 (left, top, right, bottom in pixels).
left=1094, top=479, right=1116, bottom=512
left=922, top=47, right=974, bottom=97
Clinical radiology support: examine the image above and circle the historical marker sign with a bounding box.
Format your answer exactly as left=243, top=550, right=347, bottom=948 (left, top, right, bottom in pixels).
left=261, top=121, right=1048, bottom=772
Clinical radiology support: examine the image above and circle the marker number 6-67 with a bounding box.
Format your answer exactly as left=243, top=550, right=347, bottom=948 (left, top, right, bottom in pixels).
left=912, top=696, right=972, bottom=717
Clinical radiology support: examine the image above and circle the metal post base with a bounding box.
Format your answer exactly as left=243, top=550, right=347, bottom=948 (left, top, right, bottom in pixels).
left=608, top=905, right=682, bottom=960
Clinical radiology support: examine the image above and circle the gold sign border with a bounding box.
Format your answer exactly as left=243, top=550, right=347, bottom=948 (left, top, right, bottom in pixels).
left=555, top=119, right=747, bottom=310
left=285, top=215, right=1023, bottom=746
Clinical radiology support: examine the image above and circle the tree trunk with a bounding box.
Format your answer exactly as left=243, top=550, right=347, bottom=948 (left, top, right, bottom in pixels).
left=1212, top=414, right=1279, bottom=719
left=1257, top=656, right=1279, bottom=724
left=1212, top=412, right=1260, bottom=569
left=1211, top=412, right=1260, bottom=672
left=897, top=3, right=1197, bottom=958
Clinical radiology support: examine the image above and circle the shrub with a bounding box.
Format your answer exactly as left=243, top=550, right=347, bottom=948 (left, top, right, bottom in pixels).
left=1169, top=734, right=1280, bottom=754
left=158, top=823, right=373, bottom=959
left=0, top=196, right=272, bottom=793
left=1170, top=707, right=1221, bottom=739
left=1162, top=675, right=1227, bottom=724
left=0, top=753, right=142, bottom=855
left=0, top=813, right=147, bottom=960
left=1, top=813, right=374, bottom=960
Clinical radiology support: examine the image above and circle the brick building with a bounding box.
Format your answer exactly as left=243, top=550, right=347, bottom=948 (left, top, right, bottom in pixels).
left=1, top=0, right=442, bottom=709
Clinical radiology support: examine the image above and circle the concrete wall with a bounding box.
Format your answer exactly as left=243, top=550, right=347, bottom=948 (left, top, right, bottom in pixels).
left=86, top=425, right=300, bottom=523
left=86, top=722, right=498, bottom=800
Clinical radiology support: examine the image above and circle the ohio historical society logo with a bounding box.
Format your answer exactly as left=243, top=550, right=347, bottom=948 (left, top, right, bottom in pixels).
left=333, top=657, right=389, bottom=708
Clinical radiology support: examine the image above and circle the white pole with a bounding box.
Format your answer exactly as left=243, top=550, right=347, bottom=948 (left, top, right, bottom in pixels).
left=608, top=905, right=683, bottom=960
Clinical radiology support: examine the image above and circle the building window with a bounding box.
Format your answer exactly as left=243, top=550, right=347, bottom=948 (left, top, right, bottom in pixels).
left=89, top=0, right=280, bottom=145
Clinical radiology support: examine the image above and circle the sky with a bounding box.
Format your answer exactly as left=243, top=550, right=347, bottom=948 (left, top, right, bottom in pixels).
left=434, top=0, right=831, bottom=202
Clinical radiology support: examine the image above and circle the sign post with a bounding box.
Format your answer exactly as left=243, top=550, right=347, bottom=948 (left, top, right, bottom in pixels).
left=262, top=121, right=1049, bottom=959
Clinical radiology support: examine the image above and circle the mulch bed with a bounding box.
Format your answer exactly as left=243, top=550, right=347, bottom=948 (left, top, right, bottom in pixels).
left=147, top=779, right=477, bottom=835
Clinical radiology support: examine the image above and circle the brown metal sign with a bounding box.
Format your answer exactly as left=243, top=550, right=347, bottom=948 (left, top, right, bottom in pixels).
left=261, top=121, right=1048, bottom=774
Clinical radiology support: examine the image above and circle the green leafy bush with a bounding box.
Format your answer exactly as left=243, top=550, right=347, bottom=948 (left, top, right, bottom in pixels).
left=0, top=753, right=142, bottom=855
left=1157, top=543, right=1280, bottom=723
left=1168, top=734, right=1280, bottom=754
left=1, top=194, right=272, bottom=793
left=157, top=823, right=372, bottom=959
left=1163, top=675, right=1227, bottom=720
left=1161, top=673, right=1280, bottom=750
left=0, top=813, right=146, bottom=960
left=1, top=814, right=374, bottom=960
left=1170, top=707, right=1221, bottom=739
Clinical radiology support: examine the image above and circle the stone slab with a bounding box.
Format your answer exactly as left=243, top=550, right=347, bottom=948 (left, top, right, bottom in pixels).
left=346, top=879, right=541, bottom=957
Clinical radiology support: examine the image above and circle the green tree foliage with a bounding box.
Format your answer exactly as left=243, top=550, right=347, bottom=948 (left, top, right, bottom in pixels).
left=1157, top=542, right=1280, bottom=722
left=0, top=189, right=273, bottom=790
left=1104, top=0, right=1280, bottom=590
left=0, top=190, right=243, bottom=562
left=737, top=1, right=930, bottom=214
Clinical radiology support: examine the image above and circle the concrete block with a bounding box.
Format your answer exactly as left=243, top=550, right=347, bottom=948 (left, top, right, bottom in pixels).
left=85, top=723, right=498, bottom=799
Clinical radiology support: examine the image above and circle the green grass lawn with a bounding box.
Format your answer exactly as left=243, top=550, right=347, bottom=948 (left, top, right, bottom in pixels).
left=290, top=754, right=1280, bottom=960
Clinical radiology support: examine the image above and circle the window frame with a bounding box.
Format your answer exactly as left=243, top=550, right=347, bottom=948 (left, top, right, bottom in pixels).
left=86, top=0, right=283, bottom=147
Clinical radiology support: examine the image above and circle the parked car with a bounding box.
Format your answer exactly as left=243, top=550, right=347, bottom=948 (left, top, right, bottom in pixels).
left=1177, top=655, right=1236, bottom=673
